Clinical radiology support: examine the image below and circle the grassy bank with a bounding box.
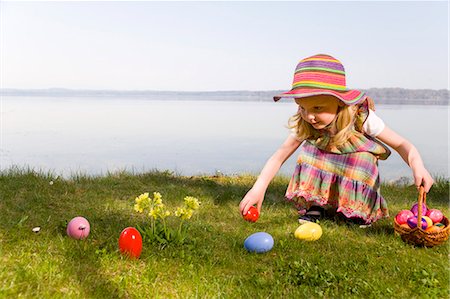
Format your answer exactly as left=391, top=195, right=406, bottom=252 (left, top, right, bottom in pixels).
left=0, top=169, right=449, bottom=298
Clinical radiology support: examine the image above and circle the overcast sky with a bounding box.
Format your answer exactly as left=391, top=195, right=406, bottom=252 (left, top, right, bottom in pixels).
left=1, top=1, right=448, bottom=91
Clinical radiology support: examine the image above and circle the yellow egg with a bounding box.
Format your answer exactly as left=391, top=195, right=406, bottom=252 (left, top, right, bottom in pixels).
left=294, top=222, right=323, bottom=241
left=422, top=216, right=433, bottom=228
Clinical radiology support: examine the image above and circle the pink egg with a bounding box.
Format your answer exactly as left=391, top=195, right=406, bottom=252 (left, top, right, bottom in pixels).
left=426, top=209, right=444, bottom=223
left=67, top=216, right=90, bottom=240
left=395, top=210, right=414, bottom=225
left=407, top=216, right=428, bottom=230
left=410, top=203, right=428, bottom=217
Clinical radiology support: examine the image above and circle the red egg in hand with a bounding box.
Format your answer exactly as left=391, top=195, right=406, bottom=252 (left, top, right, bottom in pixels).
left=118, top=227, right=142, bottom=259
left=243, top=206, right=259, bottom=222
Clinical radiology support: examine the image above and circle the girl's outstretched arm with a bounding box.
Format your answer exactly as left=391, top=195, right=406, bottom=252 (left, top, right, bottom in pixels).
left=376, top=126, right=434, bottom=192
left=239, top=135, right=301, bottom=215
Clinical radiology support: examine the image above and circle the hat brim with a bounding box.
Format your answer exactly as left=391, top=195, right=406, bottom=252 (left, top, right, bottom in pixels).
left=273, top=88, right=366, bottom=105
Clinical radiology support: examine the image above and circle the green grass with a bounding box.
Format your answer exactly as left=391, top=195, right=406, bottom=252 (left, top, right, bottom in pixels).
left=0, top=168, right=449, bottom=298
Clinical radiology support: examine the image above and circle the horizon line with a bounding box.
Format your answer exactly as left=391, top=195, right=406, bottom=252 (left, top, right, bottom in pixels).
left=2, top=87, right=450, bottom=92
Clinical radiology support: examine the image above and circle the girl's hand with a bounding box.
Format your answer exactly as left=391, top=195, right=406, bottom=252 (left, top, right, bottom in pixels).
left=239, top=188, right=265, bottom=216
left=413, top=167, right=434, bottom=193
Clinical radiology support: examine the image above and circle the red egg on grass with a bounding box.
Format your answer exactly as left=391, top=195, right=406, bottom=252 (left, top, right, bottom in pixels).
left=243, top=206, right=259, bottom=223
left=118, top=227, right=143, bottom=259
left=395, top=210, right=414, bottom=225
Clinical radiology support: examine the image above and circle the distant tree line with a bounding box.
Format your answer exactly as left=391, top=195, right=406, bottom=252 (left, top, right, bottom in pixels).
left=1, top=88, right=449, bottom=105
left=361, top=88, right=449, bottom=105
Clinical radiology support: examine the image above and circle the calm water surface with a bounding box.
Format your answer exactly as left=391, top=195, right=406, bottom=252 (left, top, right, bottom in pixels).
left=2, top=96, right=448, bottom=181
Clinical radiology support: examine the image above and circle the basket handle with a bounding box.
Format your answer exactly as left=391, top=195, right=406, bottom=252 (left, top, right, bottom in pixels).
left=417, top=186, right=427, bottom=229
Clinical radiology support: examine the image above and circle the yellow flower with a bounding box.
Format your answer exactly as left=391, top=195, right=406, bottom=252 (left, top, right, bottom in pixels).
left=175, top=207, right=194, bottom=220
left=133, top=191, right=200, bottom=222
left=135, top=192, right=149, bottom=203
left=134, top=203, right=144, bottom=213
left=134, top=192, right=150, bottom=213
left=183, top=209, right=193, bottom=220
left=153, top=192, right=162, bottom=203
left=149, top=208, right=158, bottom=219
left=175, top=207, right=185, bottom=218
left=184, top=196, right=200, bottom=210
left=159, top=209, right=171, bottom=219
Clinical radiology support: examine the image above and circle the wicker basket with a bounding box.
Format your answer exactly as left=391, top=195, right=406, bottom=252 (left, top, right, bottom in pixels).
left=393, top=186, right=449, bottom=247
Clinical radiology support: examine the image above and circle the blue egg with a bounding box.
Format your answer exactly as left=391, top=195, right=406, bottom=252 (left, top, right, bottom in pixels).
left=244, top=232, right=274, bottom=253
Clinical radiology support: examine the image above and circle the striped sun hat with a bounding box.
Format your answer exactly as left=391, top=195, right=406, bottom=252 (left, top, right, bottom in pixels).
left=273, top=54, right=366, bottom=105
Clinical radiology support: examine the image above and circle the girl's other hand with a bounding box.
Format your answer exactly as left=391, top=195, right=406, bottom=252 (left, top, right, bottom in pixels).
left=413, top=167, right=434, bottom=192
left=239, top=188, right=264, bottom=216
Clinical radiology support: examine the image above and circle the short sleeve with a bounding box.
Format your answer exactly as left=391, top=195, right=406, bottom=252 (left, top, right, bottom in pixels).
left=363, top=109, right=385, bottom=137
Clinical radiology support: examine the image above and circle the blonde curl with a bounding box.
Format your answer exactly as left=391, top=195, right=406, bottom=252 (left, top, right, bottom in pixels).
left=288, top=104, right=359, bottom=147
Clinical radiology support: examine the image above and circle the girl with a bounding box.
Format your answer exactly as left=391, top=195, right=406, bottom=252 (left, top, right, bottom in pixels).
left=239, top=54, right=434, bottom=226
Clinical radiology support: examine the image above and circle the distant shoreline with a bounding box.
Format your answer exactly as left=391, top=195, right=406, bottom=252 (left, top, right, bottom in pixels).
left=2, top=88, right=449, bottom=105
left=2, top=166, right=447, bottom=182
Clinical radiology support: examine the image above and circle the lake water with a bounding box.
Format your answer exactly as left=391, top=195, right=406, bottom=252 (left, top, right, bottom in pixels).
left=1, top=96, right=448, bottom=181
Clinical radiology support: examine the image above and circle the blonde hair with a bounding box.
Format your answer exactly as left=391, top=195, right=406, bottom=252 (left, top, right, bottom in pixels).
left=288, top=103, right=359, bottom=147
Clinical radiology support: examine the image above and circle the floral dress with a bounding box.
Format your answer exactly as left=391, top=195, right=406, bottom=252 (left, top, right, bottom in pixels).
left=285, top=100, right=391, bottom=224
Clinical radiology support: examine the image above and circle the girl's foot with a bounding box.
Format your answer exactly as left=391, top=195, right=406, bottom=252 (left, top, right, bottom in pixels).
left=335, top=213, right=372, bottom=228
left=298, top=206, right=324, bottom=224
